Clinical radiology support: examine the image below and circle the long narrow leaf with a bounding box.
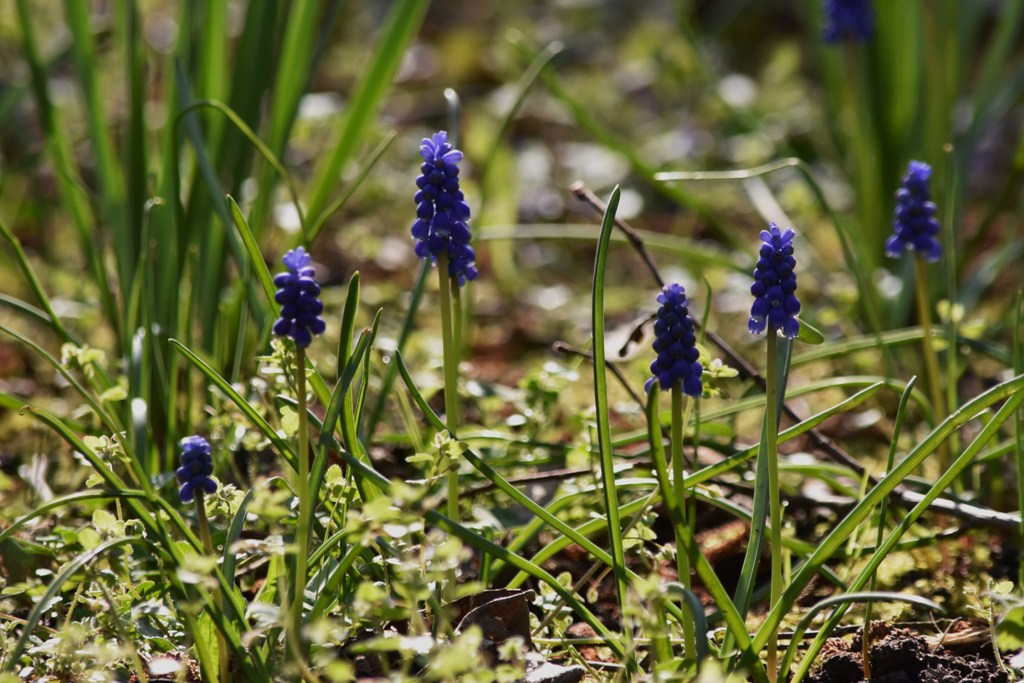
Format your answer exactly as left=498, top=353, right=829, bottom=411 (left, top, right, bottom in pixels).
left=306, top=0, right=428, bottom=220
left=170, top=339, right=296, bottom=468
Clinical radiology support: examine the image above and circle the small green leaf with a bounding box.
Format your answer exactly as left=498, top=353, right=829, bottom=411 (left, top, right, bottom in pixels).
left=406, top=453, right=434, bottom=466
left=99, top=386, right=128, bottom=402
left=195, top=610, right=221, bottom=683
left=796, top=318, right=825, bottom=345
left=280, top=407, right=299, bottom=436
left=997, top=605, right=1024, bottom=650
left=77, top=526, right=101, bottom=550
left=92, top=509, right=123, bottom=536
left=324, top=464, right=343, bottom=483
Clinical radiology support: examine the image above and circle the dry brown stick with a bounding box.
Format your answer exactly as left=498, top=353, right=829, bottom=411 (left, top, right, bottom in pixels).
left=570, top=181, right=1021, bottom=531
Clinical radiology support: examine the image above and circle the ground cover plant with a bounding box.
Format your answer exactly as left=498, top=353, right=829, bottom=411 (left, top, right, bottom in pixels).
left=1, top=1, right=1024, bottom=681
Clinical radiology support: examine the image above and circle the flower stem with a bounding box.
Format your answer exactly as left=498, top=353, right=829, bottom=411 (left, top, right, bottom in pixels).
left=195, top=489, right=229, bottom=683
left=289, top=347, right=312, bottom=665
left=915, top=255, right=947, bottom=468
left=671, top=386, right=697, bottom=663
left=766, top=332, right=782, bottom=683
left=437, top=252, right=461, bottom=602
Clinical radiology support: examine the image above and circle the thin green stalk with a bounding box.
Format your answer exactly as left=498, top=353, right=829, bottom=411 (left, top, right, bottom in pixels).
left=365, top=260, right=430, bottom=438
left=914, top=256, right=947, bottom=468
left=436, top=252, right=460, bottom=602
left=289, top=347, right=312, bottom=666
left=862, top=376, right=918, bottom=679
left=195, top=489, right=229, bottom=683
left=671, top=386, right=697, bottom=662
left=646, top=387, right=768, bottom=682
left=765, top=332, right=782, bottom=683
left=1015, top=292, right=1024, bottom=589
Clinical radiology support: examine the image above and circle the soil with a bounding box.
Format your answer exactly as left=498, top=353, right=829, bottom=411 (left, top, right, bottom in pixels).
left=808, top=625, right=1010, bottom=683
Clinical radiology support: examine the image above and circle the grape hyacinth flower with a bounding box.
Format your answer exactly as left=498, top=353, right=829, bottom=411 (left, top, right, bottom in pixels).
left=178, top=434, right=228, bottom=678
left=273, top=247, right=326, bottom=348
left=885, top=160, right=941, bottom=263
left=748, top=223, right=802, bottom=681
left=411, top=131, right=478, bottom=286
left=646, top=283, right=703, bottom=397
left=749, top=224, right=801, bottom=339
left=823, top=0, right=875, bottom=43
left=176, top=435, right=216, bottom=503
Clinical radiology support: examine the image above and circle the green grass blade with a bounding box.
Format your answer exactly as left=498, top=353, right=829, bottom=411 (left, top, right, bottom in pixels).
left=312, top=317, right=381, bottom=506
left=249, top=0, right=338, bottom=238
left=0, top=323, right=127, bottom=460
left=663, top=583, right=710, bottom=664
left=0, top=295, right=79, bottom=344
left=729, top=337, right=792, bottom=650
left=116, top=0, right=147, bottom=274
left=228, top=195, right=277, bottom=305
left=750, top=371, right=1024, bottom=659
left=267, top=0, right=323, bottom=156
left=395, top=350, right=624, bottom=573
left=683, top=380, right=887, bottom=492
left=15, top=0, right=119, bottom=339
left=478, top=38, right=563, bottom=216
left=0, top=220, right=73, bottom=343
left=170, top=339, right=296, bottom=468
left=646, top=386, right=768, bottom=682
left=329, top=273, right=377, bottom=501
left=0, top=490, right=150, bottom=546
left=309, top=545, right=365, bottom=618
left=590, top=186, right=629, bottom=618
left=173, top=63, right=261, bottom=350
left=63, top=0, right=128, bottom=303
left=781, top=592, right=943, bottom=678
left=223, top=488, right=257, bottom=582
left=1015, top=292, right=1024, bottom=587
left=306, top=0, right=428, bottom=220
left=179, top=100, right=306, bottom=232
left=790, top=391, right=1022, bottom=682
left=305, top=131, right=398, bottom=244
left=365, top=259, right=431, bottom=438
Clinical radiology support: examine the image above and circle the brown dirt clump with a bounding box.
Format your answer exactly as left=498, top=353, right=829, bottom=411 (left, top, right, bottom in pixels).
left=808, top=626, right=1009, bottom=683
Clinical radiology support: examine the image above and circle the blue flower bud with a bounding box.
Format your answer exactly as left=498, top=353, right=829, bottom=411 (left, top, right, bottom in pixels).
left=885, top=161, right=941, bottom=263
left=411, top=131, right=478, bottom=286
left=749, top=224, right=801, bottom=339
left=176, top=435, right=217, bottom=503
left=273, top=247, right=326, bottom=348
left=645, top=283, right=703, bottom=397
left=823, top=0, right=874, bottom=43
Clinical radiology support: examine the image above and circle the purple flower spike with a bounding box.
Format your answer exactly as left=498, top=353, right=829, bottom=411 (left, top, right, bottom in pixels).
left=749, top=224, right=801, bottom=339
left=411, top=131, right=478, bottom=286
left=823, top=0, right=875, bottom=43
left=885, top=161, right=941, bottom=263
left=645, top=283, right=703, bottom=397
left=176, top=436, right=217, bottom=504
left=273, top=247, right=326, bottom=348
